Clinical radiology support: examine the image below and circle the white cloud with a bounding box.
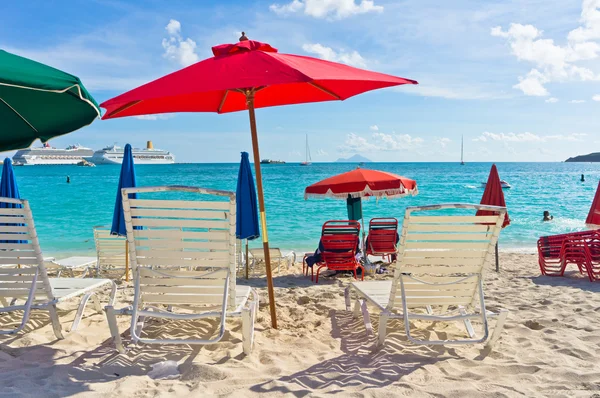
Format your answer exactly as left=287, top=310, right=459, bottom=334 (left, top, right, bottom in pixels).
left=270, top=0, right=383, bottom=20
left=492, top=2, right=600, bottom=96
left=369, top=125, right=379, bottom=131
left=436, top=138, right=451, bottom=147
left=135, top=114, right=175, bottom=121
left=165, top=19, right=181, bottom=36
left=316, top=148, right=328, bottom=156
left=473, top=131, right=586, bottom=143
left=162, top=19, right=199, bottom=67
left=302, top=43, right=367, bottom=67
left=568, top=0, right=600, bottom=42
left=545, top=97, right=559, bottom=103
left=513, top=70, right=549, bottom=96
left=593, top=94, right=600, bottom=101
left=340, top=132, right=424, bottom=153
left=570, top=99, right=586, bottom=103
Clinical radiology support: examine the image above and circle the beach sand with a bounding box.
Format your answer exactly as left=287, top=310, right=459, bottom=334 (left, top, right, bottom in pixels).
left=1, top=252, right=599, bottom=397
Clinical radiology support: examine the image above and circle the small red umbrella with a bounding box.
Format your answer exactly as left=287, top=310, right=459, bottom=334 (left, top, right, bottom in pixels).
left=100, top=39, right=417, bottom=329
left=304, top=168, right=417, bottom=199
left=305, top=168, right=418, bottom=245
left=476, top=164, right=510, bottom=271
left=586, top=180, right=600, bottom=227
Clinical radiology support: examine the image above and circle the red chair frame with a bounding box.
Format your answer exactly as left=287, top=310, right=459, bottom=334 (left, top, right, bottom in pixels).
left=364, top=217, right=398, bottom=262
left=312, top=220, right=363, bottom=283
left=537, top=230, right=600, bottom=281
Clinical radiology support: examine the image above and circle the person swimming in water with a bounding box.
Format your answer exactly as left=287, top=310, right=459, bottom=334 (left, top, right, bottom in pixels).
left=543, top=210, right=553, bottom=221
left=66, top=176, right=70, bottom=184
left=581, top=174, right=585, bottom=182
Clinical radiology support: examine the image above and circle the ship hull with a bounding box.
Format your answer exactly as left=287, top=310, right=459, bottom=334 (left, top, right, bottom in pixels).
left=87, top=155, right=175, bottom=165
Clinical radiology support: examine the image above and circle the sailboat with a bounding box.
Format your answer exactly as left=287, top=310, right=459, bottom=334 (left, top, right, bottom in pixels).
left=460, top=135, right=465, bottom=165
left=300, top=134, right=312, bottom=166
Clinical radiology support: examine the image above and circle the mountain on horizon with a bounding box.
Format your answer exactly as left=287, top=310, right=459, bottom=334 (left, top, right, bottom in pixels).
left=335, top=154, right=373, bottom=163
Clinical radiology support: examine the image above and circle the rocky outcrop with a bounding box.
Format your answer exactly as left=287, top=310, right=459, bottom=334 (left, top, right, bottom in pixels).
left=565, top=153, right=600, bottom=162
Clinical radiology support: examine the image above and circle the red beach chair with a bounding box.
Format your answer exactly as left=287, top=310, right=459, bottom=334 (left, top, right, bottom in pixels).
left=537, top=230, right=599, bottom=279
left=365, top=218, right=398, bottom=262
left=314, top=220, right=363, bottom=283
left=562, top=233, right=600, bottom=282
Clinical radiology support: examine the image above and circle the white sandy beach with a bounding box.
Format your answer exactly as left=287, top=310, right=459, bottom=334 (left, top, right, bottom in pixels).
left=1, top=252, right=599, bottom=397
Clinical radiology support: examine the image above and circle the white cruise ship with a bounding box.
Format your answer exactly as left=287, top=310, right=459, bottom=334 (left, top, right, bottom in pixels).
left=86, top=141, right=175, bottom=165
left=12, top=143, right=94, bottom=166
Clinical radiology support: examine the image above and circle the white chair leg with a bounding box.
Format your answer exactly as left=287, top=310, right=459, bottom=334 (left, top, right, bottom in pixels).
left=105, top=306, right=126, bottom=353
left=70, top=292, right=96, bottom=332
left=344, top=286, right=352, bottom=311
left=459, top=306, right=476, bottom=338
left=486, top=309, right=509, bottom=348
left=377, top=313, right=388, bottom=346
left=48, top=304, right=65, bottom=340
left=353, top=299, right=361, bottom=318
left=242, top=301, right=256, bottom=355
left=360, top=300, right=373, bottom=336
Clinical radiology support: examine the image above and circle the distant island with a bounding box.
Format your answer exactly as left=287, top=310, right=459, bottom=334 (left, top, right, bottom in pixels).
left=335, top=154, right=373, bottom=163
left=565, top=153, right=600, bottom=162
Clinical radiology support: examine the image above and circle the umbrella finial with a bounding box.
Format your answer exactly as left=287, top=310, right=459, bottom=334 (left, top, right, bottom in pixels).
left=239, top=32, right=248, bottom=41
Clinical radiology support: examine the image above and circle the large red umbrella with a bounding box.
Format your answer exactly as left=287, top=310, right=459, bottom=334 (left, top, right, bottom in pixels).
left=100, top=39, right=418, bottom=329
left=304, top=168, right=417, bottom=199
left=476, top=164, right=510, bottom=271
left=586, top=180, right=600, bottom=227
left=305, top=168, right=418, bottom=245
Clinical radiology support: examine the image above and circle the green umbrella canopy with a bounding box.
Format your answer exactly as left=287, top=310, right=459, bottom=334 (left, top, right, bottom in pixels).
left=0, top=50, right=100, bottom=151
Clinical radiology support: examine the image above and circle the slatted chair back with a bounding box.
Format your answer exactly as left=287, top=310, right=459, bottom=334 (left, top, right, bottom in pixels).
left=0, top=198, right=52, bottom=304
left=366, top=217, right=398, bottom=256
left=122, top=186, right=237, bottom=311
left=320, top=220, right=360, bottom=271
left=249, top=248, right=283, bottom=261
left=93, top=226, right=127, bottom=277
left=389, top=204, right=505, bottom=311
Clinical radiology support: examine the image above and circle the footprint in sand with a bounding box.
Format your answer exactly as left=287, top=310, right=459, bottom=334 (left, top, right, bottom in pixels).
left=524, top=320, right=545, bottom=330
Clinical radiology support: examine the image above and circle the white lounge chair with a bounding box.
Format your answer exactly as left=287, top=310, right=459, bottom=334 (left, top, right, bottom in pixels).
left=345, top=203, right=509, bottom=347
left=249, top=247, right=296, bottom=274
left=105, top=186, right=258, bottom=354
left=0, top=198, right=116, bottom=339
left=44, top=256, right=98, bottom=278
left=93, top=226, right=127, bottom=279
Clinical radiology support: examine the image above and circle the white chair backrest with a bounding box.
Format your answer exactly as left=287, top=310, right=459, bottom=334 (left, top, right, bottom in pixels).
left=121, top=186, right=237, bottom=309
left=249, top=248, right=282, bottom=260
left=93, top=226, right=127, bottom=272
left=389, top=203, right=506, bottom=310
left=0, top=197, right=52, bottom=301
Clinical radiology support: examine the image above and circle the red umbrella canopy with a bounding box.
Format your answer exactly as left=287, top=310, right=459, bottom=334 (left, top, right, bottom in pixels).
left=100, top=40, right=417, bottom=118
left=586, top=180, right=600, bottom=227
left=304, top=168, right=418, bottom=199
left=476, top=164, right=510, bottom=228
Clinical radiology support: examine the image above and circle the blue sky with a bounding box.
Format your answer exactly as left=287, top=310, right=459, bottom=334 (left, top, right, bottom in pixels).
left=2, top=0, right=600, bottom=162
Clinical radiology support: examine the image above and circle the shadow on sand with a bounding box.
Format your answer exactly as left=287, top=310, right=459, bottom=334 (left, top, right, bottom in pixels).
left=248, top=307, right=482, bottom=396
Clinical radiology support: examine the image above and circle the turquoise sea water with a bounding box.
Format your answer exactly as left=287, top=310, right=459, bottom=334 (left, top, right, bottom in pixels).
left=9, top=162, right=600, bottom=257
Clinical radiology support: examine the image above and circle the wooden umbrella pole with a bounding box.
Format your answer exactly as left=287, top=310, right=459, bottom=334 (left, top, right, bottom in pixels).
left=246, top=90, right=278, bottom=329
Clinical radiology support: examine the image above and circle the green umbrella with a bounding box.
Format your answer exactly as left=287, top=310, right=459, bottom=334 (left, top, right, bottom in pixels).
left=0, top=50, right=100, bottom=151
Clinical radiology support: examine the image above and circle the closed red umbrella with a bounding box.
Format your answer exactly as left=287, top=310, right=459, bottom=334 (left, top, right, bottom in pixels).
left=586, top=180, right=600, bottom=227
left=476, top=164, right=510, bottom=271
left=100, top=39, right=417, bottom=329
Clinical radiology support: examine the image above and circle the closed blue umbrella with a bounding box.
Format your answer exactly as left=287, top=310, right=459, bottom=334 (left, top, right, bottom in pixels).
left=0, top=158, right=24, bottom=244
left=0, top=158, right=20, bottom=202
left=110, top=144, right=136, bottom=280
left=236, top=152, right=260, bottom=279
